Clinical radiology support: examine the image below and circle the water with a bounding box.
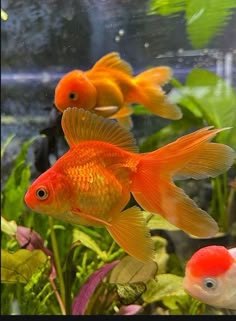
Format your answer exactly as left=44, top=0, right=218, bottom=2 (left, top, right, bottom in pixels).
left=1, top=0, right=236, bottom=315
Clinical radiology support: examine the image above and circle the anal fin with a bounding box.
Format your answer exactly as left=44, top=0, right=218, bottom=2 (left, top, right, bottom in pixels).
left=106, top=206, right=154, bottom=262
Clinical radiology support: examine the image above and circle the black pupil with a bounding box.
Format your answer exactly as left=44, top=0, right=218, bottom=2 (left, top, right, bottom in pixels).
left=206, top=281, right=214, bottom=288
left=69, top=92, right=76, bottom=99
left=38, top=189, right=45, bottom=198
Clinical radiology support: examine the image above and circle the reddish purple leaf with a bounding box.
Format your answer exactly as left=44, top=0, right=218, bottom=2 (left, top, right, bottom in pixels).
left=72, top=260, right=119, bottom=315
left=116, top=305, right=143, bottom=315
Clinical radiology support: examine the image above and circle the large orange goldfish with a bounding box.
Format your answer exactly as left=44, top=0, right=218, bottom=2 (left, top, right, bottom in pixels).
left=184, top=246, right=236, bottom=310
left=54, top=52, right=182, bottom=128
left=24, top=108, right=235, bottom=262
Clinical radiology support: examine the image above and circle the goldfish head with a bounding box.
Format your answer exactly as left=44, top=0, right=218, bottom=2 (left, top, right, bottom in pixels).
left=183, top=246, right=235, bottom=308
left=54, top=70, right=97, bottom=112
left=24, top=169, right=74, bottom=217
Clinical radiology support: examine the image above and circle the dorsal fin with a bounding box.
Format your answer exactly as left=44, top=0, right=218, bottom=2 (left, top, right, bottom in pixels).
left=61, top=107, right=138, bottom=152
left=91, top=52, right=133, bottom=76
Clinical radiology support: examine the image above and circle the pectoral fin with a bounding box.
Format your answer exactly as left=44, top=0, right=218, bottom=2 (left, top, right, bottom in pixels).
left=72, top=207, right=112, bottom=227
left=94, top=106, right=119, bottom=117
left=106, top=206, right=154, bottom=263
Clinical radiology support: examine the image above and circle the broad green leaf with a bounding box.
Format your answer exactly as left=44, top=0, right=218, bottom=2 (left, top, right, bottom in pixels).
left=73, top=228, right=106, bottom=260
left=132, top=104, right=152, bottom=115
left=1, top=216, right=17, bottom=236
left=1, top=249, right=49, bottom=284
left=109, top=255, right=157, bottom=284
left=148, top=0, right=236, bottom=48
left=162, top=294, right=189, bottom=312
left=142, top=274, right=186, bottom=303
left=171, top=68, right=236, bottom=148
left=148, top=0, right=186, bottom=16
left=116, top=282, right=146, bottom=305
left=186, top=0, right=236, bottom=48
left=144, top=211, right=180, bottom=231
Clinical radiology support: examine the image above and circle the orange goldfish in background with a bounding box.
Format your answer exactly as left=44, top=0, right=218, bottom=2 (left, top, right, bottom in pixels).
left=24, top=108, right=235, bottom=262
left=184, top=246, right=236, bottom=310
left=54, top=52, right=182, bottom=128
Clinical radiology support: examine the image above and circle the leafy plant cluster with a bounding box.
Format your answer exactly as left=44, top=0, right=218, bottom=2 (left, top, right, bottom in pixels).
left=1, top=66, right=235, bottom=315
left=148, top=0, right=236, bottom=48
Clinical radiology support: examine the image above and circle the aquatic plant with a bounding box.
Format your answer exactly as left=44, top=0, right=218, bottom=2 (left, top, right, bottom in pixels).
left=148, top=0, right=236, bottom=48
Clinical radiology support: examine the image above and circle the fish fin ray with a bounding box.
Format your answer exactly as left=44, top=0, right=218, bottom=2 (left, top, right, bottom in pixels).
left=174, top=143, right=236, bottom=180
left=128, top=67, right=181, bottom=120
left=147, top=127, right=235, bottom=176
left=131, top=127, right=235, bottom=237
left=72, top=208, right=112, bottom=227
left=62, top=107, right=138, bottom=152
left=107, top=206, right=154, bottom=262
left=116, top=116, right=133, bottom=130
left=136, top=66, right=173, bottom=86
left=132, top=175, right=219, bottom=237
left=91, top=52, right=133, bottom=75
left=132, top=85, right=182, bottom=120
left=110, top=104, right=133, bottom=129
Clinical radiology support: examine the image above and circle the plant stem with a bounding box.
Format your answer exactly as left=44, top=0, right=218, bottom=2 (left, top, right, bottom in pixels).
left=49, top=217, right=66, bottom=310
left=49, top=278, right=66, bottom=315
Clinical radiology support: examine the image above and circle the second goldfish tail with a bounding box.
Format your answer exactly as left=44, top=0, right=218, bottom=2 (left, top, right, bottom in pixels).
left=131, top=127, right=236, bottom=237
left=130, top=67, right=182, bottom=120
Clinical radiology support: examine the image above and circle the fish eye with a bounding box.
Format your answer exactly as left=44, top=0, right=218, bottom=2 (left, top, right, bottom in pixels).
left=203, top=277, right=217, bottom=290
left=68, top=92, right=78, bottom=100
left=35, top=187, right=49, bottom=200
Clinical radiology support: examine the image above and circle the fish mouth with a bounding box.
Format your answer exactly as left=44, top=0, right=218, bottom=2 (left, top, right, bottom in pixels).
left=183, top=276, right=202, bottom=298
left=24, top=190, right=32, bottom=208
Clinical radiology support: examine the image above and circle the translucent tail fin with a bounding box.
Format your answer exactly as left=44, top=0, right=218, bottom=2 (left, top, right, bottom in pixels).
left=131, top=127, right=235, bottom=237
left=129, top=67, right=182, bottom=120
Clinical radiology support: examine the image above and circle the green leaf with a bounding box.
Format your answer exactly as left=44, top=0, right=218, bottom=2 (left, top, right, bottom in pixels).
left=1, top=216, right=17, bottom=236
left=171, top=68, right=236, bottom=148
left=186, top=0, right=236, bottom=48
left=2, top=162, right=31, bottom=220
left=152, top=236, right=170, bottom=274
left=142, top=274, right=186, bottom=304
left=2, top=136, right=40, bottom=220
left=1, top=134, right=15, bottom=159
left=116, top=282, right=146, bottom=305
left=73, top=228, right=107, bottom=260
left=148, top=0, right=186, bottom=16
left=144, top=211, right=180, bottom=231
left=109, top=255, right=157, bottom=284
left=14, top=136, right=39, bottom=167
left=132, top=104, right=152, bottom=115
left=148, top=0, right=236, bottom=48
left=1, top=249, right=49, bottom=284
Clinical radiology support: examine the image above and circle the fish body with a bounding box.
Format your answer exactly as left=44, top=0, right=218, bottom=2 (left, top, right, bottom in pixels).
left=25, top=108, right=235, bottom=262
left=54, top=52, right=182, bottom=128
left=184, top=245, right=236, bottom=310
